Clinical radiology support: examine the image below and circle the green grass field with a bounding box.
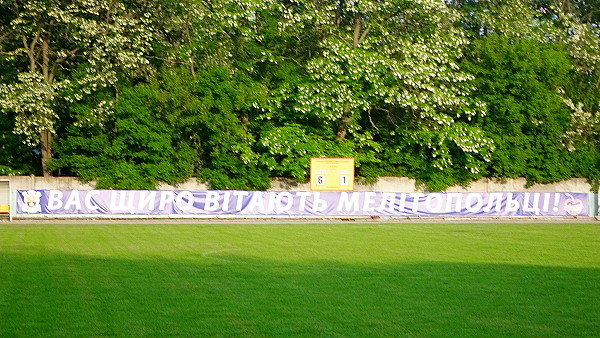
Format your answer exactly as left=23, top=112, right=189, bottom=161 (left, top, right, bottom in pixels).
left=0, top=223, right=599, bottom=337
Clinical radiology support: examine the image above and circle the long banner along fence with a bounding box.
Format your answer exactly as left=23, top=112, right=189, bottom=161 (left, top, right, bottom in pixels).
left=16, top=190, right=592, bottom=217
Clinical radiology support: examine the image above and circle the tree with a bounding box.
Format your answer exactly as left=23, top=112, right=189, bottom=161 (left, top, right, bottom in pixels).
left=0, top=0, right=154, bottom=176
left=259, top=0, right=494, bottom=186
left=454, top=0, right=600, bottom=186
left=146, top=0, right=280, bottom=188
left=0, top=112, right=40, bottom=175
left=53, top=66, right=273, bottom=190
left=52, top=82, right=198, bottom=189
left=163, top=67, right=271, bottom=190
left=464, top=34, right=578, bottom=183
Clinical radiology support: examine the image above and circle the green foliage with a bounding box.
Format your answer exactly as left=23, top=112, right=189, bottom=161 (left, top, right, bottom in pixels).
left=2, top=0, right=599, bottom=190
left=253, top=0, right=494, bottom=189
left=463, top=35, right=583, bottom=184
left=53, top=85, right=197, bottom=189
left=0, top=166, right=24, bottom=176
left=54, top=66, right=274, bottom=190
left=163, top=67, right=272, bottom=190
left=199, top=155, right=271, bottom=191
left=0, top=0, right=155, bottom=177
left=366, top=128, right=486, bottom=191
left=0, top=112, right=40, bottom=175
left=258, top=123, right=380, bottom=182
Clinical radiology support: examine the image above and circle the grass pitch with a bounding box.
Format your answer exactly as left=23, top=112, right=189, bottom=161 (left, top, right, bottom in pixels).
left=0, top=223, right=599, bottom=337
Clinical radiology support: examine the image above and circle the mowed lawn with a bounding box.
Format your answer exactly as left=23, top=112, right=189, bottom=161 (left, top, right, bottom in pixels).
left=0, top=223, right=599, bottom=337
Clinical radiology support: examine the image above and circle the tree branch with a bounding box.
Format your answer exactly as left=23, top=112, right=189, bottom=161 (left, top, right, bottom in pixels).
left=42, top=38, right=49, bottom=82
left=49, top=47, right=79, bottom=84
left=353, top=13, right=362, bottom=47
left=0, top=31, right=10, bottom=45
left=23, top=29, right=41, bottom=71
left=358, top=26, right=371, bottom=45
left=368, top=108, right=379, bottom=130
left=352, top=13, right=372, bottom=47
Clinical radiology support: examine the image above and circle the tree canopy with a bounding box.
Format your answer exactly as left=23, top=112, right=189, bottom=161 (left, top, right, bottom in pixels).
left=1, top=0, right=598, bottom=190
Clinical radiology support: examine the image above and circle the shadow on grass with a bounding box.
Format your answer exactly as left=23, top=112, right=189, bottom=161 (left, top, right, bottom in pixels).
left=0, top=252, right=598, bottom=337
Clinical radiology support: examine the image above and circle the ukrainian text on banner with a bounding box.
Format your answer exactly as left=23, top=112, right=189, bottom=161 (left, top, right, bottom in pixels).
left=17, top=190, right=589, bottom=217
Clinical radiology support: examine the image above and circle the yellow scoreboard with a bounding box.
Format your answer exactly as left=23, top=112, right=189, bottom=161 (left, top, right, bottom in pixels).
left=310, top=158, right=355, bottom=191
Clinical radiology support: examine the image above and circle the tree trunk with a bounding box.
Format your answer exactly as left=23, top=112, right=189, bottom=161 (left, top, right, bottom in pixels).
left=40, top=130, right=53, bottom=177
left=40, top=36, right=55, bottom=177
left=336, top=104, right=352, bottom=141
left=335, top=13, right=368, bottom=142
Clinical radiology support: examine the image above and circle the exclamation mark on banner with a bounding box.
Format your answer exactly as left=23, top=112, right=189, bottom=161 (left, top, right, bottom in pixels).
left=542, top=193, right=550, bottom=213
left=553, top=193, right=560, bottom=212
